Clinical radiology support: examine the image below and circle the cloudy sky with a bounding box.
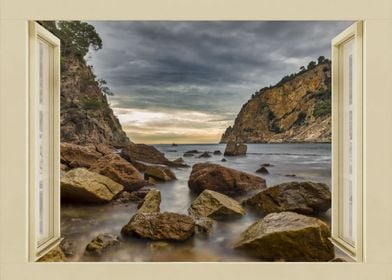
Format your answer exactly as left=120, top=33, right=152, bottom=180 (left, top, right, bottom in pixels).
left=87, top=21, right=352, bottom=144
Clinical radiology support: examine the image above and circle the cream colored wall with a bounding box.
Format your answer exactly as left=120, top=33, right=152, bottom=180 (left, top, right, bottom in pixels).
left=1, top=0, right=392, bottom=279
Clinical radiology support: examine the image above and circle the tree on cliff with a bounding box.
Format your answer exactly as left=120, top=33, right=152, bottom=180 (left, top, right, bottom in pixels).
left=39, top=21, right=102, bottom=58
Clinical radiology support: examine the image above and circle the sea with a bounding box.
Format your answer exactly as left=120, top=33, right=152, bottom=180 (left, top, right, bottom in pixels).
left=61, top=143, right=337, bottom=262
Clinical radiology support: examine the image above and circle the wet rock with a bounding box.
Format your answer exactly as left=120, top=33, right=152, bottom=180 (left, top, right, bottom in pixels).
left=61, top=142, right=102, bottom=169
left=144, top=165, right=176, bottom=182
left=148, top=241, right=172, bottom=252
left=60, top=239, right=75, bottom=257
left=84, top=233, right=120, bottom=256
left=60, top=164, right=68, bottom=178
left=221, top=158, right=227, bottom=162
left=127, top=188, right=152, bottom=202
left=89, top=153, right=145, bottom=192
left=186, top=150, right=199, bottom=154
left=137, top=188, right=161, bottom=213
left=256, top=166, right=269, bottom=174
left=95, top=143, right=116, bottom=155
left=193, top=216, right=215, bottom=234
left=173, top=157, right=185, bottom=164
left=213, top=150, right=222, bottom=155
left=147, top=177, right=157, bottom=185
left=261, top=163, right=274, bottom=167
left=121, top=212, right=195, bottom=241
left=285, top=174, right=297, bottom=177
left=224, top=140, right=247, bottom=156
left=61, top=168, right=124, bottom=203
left=121, top=143, right=170, bottom=165
left=243, top=181, right=331, bottom=215
left=198, top=152, right=211, bottom=158
left=183, top=152, right=194, bottom=157
left=38, top=246, right=66, bottom=262
left=233, top=211, right=335, bottom=261
left=168, top=157, right=189, bottom=168
left=188, top=190, right=245, bottom=219
left=188, top=163, right=266, bottom=196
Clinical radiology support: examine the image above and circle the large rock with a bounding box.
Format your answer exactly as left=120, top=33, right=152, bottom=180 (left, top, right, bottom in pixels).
left=121, top=212, right=195, bottom=241
left=61, top=142, right=103, bottom=169
left=243, top=181, right=331, bottom=215
left=61, top=168, right=124, bottom=203
left=84, top=233, right=120, bottom=256
left=37, top=246, right=66, bottom=262
left=89, top=153, right=145, bottom=192
left=137, top=188, right=161, bottom=213
left=233, top=211, right=335, bottom=261
left=224, top=140, right=247, bottom=156
left=121, top=143, right=170, bottom=165
left=188, top=163, right=266, bottom=196
left=188, top=190, right=245, bottom=219
left=144, top=165, right=176, bottom=182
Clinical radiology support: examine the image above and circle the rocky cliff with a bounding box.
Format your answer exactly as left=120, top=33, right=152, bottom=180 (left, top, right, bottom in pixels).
left=220, top=61, right=331, bottom=143
left=60, top=53, right=130, bottom=147
left=39, top=21, right=130, bottom=148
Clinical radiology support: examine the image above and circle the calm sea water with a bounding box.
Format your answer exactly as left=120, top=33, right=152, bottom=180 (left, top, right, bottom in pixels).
left=61, top=143, right=333, bottom=262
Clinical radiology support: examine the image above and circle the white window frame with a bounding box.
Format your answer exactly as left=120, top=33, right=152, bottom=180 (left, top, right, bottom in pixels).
left=331, top=21, right=363, bottom=261
left=28, top=22, right=61, bottom=261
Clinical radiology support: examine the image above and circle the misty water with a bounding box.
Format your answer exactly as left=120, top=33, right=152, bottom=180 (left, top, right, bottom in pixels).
left=61, top=143, right=334, bottom=262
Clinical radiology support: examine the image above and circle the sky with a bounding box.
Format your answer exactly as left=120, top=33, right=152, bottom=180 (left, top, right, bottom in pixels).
left=87, top=21, right=352, bottom=144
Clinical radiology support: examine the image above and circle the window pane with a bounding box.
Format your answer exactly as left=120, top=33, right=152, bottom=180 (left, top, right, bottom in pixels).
left=339, top=37, right=356, bottom=246
left=36, top=39, right=51, bottom=245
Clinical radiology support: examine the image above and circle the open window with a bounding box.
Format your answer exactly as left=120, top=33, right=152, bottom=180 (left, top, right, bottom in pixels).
left=28, top=22, right=61, bottom=261
left=331, top=22, right=363, bottom=261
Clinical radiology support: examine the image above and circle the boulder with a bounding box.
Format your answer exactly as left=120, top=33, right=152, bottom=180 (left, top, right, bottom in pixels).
left=233, top=211, right=335, bottom=261
left=221, top=158, right=227, bottom=162
left=256, top=166, right=269, bottom=174
left=224, top=140, right=247, bottom=156
left=121, top=212, right=195, bottom=241
left=60, top=142, right=102, bottom=169
left=89, top=153, right=145, bottom=192
left=213, top=150, right=222, bottom=155
left=144, top=165, right=176, bottom=182
left=84, top=233, right=120, bottom=256
left=61, top=168, right=124, bottom=203
left=193, top=216, right=215, bottom=234
left=37, top=246, right=66, bottom=262
left=115, top=188, right=151, bottom=203
left=95, top=143, right=116, bottom=155
left=169, top=157, right=189, bottom=168
left=137, top=188, right=161, bottom=213
left=60, top=240, right=75, bottom=257
left=121, top=143, right=170, bottom=165
left=198, top=152, right=211, bottom=158
left=173, top=157, right=185, bottom=164
left=188, top=190, right=245, bottom=219
left=188, top=163, right=266, bottom=196
left=243, top=181, right=331, bottom=215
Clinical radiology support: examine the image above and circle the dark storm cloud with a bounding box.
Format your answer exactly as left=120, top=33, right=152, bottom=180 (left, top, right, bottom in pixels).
left=86, top=21, right=352, bottom=143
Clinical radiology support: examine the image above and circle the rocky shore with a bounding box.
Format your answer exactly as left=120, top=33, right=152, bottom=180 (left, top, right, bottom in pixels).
left=40, top=141, right=336, bottom=262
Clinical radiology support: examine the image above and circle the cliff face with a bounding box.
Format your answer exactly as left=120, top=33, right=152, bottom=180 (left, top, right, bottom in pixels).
left=60, top=53, right=130, bottom=147
left=221, top=62, right=331, bottom=143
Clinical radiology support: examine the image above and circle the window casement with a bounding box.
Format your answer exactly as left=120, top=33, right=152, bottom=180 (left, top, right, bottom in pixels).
left=331, top=21, right=363, bottom=261
left=28, top=22, right=61, bottom=261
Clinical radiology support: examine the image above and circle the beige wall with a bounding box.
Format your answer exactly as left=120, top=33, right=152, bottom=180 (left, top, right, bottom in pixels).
left=1, top=0, right=392, bottom=279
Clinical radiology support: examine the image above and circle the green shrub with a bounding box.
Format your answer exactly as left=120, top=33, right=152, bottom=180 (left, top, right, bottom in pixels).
left=82, top=99, right=103, bottom=111
left=313, top=100, right=331, bottom=117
